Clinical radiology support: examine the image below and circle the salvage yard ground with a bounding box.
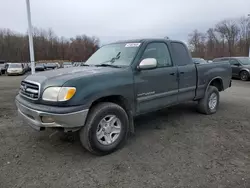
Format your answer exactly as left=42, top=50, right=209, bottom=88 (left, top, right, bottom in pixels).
left=0, top=75, right=250, bottom=188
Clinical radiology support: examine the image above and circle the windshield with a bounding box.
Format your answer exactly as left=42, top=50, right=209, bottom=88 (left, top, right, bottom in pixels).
left=9, top=63, right=22, bottom=68
left=85, top=43, right=141, bottom=66
left=238, top=57, right=250, bottom=65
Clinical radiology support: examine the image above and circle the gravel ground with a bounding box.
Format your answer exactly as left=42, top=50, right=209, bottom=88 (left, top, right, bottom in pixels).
left=0, top=75, right=250, bottom=188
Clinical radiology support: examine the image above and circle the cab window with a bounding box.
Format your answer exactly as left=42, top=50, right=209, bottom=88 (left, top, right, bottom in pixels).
left=141, top=42, right=172, bottom=67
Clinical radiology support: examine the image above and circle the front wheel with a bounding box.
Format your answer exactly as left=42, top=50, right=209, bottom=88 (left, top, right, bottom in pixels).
left=197, top=86, right=219, bottom=115
left=79, top=102, right=129, bottom=155
left=240, top=71, right=249, bottom=81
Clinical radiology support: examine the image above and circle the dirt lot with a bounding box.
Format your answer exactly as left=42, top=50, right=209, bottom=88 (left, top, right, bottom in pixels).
left=0, top=75, right=250, bottom=188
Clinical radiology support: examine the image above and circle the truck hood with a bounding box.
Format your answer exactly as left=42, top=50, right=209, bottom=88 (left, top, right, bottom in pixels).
left=24, top=66, right=123, bottom=87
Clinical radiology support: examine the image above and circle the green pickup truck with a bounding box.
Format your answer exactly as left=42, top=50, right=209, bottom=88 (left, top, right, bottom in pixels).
left=16, top=39, right=232, bottom=155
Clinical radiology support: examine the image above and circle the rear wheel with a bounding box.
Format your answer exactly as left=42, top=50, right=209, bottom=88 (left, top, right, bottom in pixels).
left=240, top=71, right=249, bottom=81
left=79, top=102, right=129, bottom=155
left=197, top=86, right=219, bottom=115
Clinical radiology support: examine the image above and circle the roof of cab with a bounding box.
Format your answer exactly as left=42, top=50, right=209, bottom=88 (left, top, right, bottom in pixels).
left=109, top=38, right=183, bottom=45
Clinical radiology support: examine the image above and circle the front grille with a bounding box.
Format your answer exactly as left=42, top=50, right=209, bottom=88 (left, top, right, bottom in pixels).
left=20, top=81, right=40, bottom=100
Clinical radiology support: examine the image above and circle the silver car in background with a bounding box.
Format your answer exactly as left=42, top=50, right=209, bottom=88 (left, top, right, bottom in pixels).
left=62, top=62, right=73, bottom=68
left=7, top=63, right=25, bottom=76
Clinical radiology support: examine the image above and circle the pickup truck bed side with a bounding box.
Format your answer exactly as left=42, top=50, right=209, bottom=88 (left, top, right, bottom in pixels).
left=195, top=62, right=232, bottom=99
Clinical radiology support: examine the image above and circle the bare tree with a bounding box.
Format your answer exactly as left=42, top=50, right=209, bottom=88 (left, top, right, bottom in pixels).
left=188, top=30, right=206, bottom=57
left=215, top=19, right=240, bottom=56
left=238, top=16, right=250, bottom=55
left=188, top=16, right=249, bottom=59
left=0, top=28, right=99, bottom=62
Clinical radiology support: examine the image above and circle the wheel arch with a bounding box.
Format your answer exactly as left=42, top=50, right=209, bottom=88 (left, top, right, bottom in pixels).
left=239, top=69, right=250, bottom=76
left=89, top=95, right=135, bottom=134
left=90, top=95, right=131, bottom=111
left=206, top=77, right=224, bottom=92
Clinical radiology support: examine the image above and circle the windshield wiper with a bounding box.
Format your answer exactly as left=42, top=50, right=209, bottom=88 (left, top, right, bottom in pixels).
left=97, top=52, right=121, bottom=65
left=95, top=64, right=122, bottom=68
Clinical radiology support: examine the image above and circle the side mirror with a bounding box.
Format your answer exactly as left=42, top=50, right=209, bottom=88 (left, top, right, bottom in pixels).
left=138, top=58, right=157, bottom=70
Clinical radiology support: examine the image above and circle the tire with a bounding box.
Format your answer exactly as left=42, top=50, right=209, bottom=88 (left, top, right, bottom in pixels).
left=197, top=86, right=219, bottom=115
left=79, top=102, right=129, bottom=155
left=240, top=71, right=249, bottom=81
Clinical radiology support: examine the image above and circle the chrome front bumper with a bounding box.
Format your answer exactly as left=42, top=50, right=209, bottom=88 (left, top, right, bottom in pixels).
left=16, top=100, right=89, bottom=131
left=7, top=72, right=23, bottom=75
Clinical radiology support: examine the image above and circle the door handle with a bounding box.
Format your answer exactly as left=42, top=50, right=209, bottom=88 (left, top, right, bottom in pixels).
left=180, top=72, right=184, bottom=74
left=170, top=73, right=175, bottom=75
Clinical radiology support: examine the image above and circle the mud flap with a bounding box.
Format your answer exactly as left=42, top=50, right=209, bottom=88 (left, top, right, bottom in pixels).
left=128, top=110, right=135, bottom=134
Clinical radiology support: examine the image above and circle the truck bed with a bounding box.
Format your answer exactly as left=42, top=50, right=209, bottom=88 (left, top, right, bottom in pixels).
left=195, top=62, right=232, bottom=99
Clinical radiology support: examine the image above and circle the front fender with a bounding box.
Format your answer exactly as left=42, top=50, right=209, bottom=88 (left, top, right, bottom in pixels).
left=63, top=69, right=135, bottom=108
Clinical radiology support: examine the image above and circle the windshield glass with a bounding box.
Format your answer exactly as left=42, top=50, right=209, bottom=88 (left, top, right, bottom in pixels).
left=85, top=43, right=141, bottom=66
left=238, top=57, right=250, bottom=65
left=9, top=63, right=22, bottom=68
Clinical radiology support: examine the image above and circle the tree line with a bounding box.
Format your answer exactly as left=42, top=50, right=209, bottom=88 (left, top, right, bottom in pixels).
left=1, top=15, right=249, bottom=62
left=188, top=15, right=250, bottom=60
left=0, top=27, right=99, bottom=62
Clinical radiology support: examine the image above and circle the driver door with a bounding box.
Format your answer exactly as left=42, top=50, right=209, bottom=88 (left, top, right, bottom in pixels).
left=134, top=42, right=178, bottom=114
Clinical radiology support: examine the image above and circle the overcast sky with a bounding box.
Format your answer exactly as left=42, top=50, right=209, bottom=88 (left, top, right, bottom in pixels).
left=0, top=0, right=250, bottom=44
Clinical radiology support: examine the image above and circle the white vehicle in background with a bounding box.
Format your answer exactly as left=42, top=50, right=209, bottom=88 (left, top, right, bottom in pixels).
left=55, top=62, right=60, bottom=69
left=7, top=63, right=25, bottom=76
left=192, top=58, right=208, bottom=64
left=62, top=62, right=73, bottom=68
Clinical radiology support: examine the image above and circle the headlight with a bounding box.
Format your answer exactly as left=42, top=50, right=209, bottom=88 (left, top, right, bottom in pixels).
left=42, top=87, right=76, bottom=101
